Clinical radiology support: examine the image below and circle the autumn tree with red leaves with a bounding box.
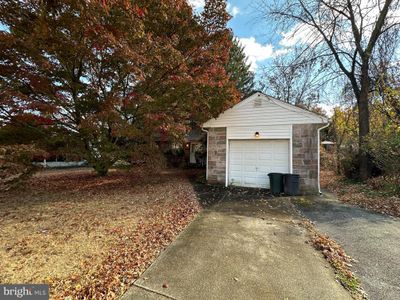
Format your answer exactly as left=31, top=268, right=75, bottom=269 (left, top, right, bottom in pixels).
left=0, top=0, right=239, bottom=175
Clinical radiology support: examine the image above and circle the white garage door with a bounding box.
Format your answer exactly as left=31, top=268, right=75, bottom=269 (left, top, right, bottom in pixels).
left=228, top=140, right=290, bottom=188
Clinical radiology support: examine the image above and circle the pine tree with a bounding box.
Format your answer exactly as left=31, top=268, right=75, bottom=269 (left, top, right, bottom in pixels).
left=226, top=37, right=255, bottom=97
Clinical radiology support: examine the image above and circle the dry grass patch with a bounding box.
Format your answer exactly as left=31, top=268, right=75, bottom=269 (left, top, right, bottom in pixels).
left=0, top=168, right=201, bottom=299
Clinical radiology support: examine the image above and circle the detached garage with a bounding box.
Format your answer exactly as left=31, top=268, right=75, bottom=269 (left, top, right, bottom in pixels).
left=202, top=92, right=328, bottom=194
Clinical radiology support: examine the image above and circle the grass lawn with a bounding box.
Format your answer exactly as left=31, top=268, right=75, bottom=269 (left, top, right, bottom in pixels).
left=0, top=168, right=201, bottom=299
left=321, top=170, right=400, bottom=218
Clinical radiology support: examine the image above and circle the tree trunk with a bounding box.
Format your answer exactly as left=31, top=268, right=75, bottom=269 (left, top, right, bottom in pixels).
left=358, top=63, right=371, bottom=180
left=95, top=163, right=109, bottom=177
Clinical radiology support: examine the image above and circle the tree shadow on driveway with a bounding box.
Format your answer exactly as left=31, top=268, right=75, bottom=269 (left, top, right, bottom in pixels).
left=187, top=173, right=299, bottom=219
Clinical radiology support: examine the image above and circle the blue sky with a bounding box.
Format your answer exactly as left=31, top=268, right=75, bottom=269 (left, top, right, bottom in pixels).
left=189, top=0, right=339, bottom=114
left=189, top=0, right=294, bottom=75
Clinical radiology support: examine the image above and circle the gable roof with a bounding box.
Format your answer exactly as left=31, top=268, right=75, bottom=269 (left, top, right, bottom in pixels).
left=203, top=92, right=328, bottom=128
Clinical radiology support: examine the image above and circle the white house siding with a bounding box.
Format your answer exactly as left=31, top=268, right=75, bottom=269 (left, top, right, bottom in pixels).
left=203, top=93, right=327, bottom=128
left=227, top=125, right=291, bottom=139
left=203, top=93, right=328, bottom=194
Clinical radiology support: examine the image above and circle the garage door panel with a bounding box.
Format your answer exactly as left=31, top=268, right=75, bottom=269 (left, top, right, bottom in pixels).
left=274, top=159, right=288, bottom=165
left=274, top=153, right=289, bottom=160
left=232, top=141, right=248, bottom=150
left=243, top=176, right=260, bottom=186
left=257, top=167, right=271, bottom=173
left=243, top=160, right=258, bottom=164
left=273, top=166, right=288, bottom=172
left=258, top=159, right=273, bottom=166
left=243, top=170, right=258, bottom=176
left=259, top=145, right=273, bottom=150
left=230, top=165, right=242, bottom=172
left=258, top=154, right=273, bottom=160
left=242, top=153, right=257, bottom=160
left=230, top=179, right=242, bottom=185
left=230, top=171, right=242, bottom=177
left=243, top=165, right=257, bottom=172
left=229, top=139, right=290, bottom=188
left=244, top=177, right=267, bottom=188
left=230, top=152, right=242, bottom=160
left=230, top=172, right=243, bottom=180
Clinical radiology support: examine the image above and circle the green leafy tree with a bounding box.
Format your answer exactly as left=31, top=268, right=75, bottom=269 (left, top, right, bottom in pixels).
left=226, top=37, right=255, bottom=97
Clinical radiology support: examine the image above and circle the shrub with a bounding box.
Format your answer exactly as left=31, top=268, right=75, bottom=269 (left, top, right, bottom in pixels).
left=164, top=147, right=185, bottom=168
left=130, top=143, right=166, bottom=175
left=0, top=145, right=46, bottom=190
left=339, top=150, right=360, bottom=179
left=367, top=175, right=400, bottom=196
left=320, top=147, right=336, bottom=171
left=366, top=130, right=400, bottom=176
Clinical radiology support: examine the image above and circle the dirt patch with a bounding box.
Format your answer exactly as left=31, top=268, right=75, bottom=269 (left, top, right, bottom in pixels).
left=321, top=171, right=400, bottom=218
left=0, top=168, right=201, bottom=299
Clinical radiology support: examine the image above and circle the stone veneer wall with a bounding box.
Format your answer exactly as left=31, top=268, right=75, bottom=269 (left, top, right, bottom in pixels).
left=207, top=127, right=226, bottom=184
left=292, top=124, right=321, bottom=194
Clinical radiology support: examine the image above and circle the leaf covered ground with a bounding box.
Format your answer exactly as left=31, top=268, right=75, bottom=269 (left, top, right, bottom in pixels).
left=321, top=171, right=400, bottom=218
left=301, top=220, right=365, bottom=299
left=0, top=168, right=201, bottom=299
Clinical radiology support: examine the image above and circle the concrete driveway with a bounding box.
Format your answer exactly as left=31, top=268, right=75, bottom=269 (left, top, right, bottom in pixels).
left=293, top=192, right=400, bottom=300
left=122, top=189, right=350, bottom=300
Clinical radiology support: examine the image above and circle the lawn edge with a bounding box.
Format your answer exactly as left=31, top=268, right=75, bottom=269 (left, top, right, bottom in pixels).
left=300, top=219, right=367, bottom=300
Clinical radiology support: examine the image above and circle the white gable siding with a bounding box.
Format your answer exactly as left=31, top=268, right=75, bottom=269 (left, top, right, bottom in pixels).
left=203, top=93, right=327, bottom=127
left=227, top=125, right=291, bottom=139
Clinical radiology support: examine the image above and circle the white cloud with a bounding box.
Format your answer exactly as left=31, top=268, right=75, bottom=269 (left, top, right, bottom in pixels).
left=238, top=37, right=273, bottom=71
left=279, top=24, right=316, bottom=47
left=238, top=37, right=287, bottom=71
left=274, top=48, right=291, bottom=57
left=188, top=0, right=204, bottom=10
left=231, top=6, right=240, bottom=17
left=227, top=3, right=240, bottom=17
left=319, top=103, right=335, bottom=117
left=188, top=1, right=241, bottom=17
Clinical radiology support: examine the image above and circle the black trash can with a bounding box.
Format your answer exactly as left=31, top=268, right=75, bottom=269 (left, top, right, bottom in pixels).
left=268, top=173, right=284, bottom=195
left=283, top=174, right=300, bottom=196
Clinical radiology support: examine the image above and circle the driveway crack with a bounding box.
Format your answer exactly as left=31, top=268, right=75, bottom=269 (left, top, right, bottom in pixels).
left=133, top=282, right=177, bottom=299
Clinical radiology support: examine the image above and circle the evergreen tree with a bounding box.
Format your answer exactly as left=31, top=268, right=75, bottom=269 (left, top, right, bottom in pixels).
left=226, top=37, right=255, bottom=97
